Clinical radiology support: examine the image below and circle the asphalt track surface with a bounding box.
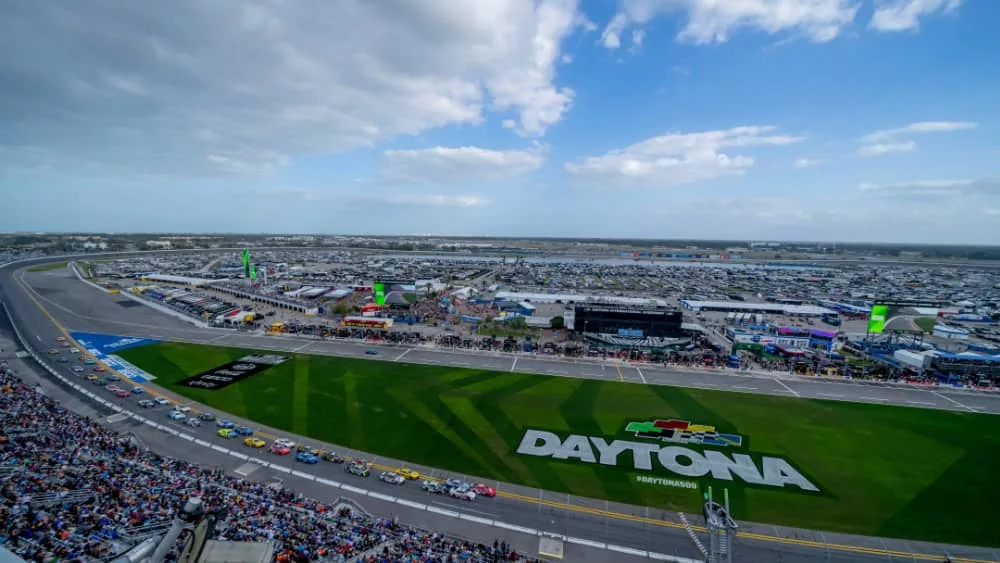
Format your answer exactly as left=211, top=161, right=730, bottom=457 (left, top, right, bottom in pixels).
left=3, top=260, right=1000, bottom=563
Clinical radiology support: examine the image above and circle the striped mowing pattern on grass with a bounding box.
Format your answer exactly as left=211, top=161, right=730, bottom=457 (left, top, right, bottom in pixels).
left=117, top=341, right=1000, bottom=548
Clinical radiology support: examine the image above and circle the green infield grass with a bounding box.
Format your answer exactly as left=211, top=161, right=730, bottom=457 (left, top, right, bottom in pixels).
left=117, top=341, right=1000, bottom=547
left=26, top=261, right=68, bottom=272
left=913, top=317, right=937, bottom=332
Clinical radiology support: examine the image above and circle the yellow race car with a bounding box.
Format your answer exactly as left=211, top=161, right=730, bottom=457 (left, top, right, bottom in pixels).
left=396, top=468, right=420, bottom=480
left=244, top=437, right=266, bottom=448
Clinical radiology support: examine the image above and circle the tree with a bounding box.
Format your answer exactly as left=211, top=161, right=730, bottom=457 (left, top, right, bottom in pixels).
left=550, top=316, right=565, bottom=330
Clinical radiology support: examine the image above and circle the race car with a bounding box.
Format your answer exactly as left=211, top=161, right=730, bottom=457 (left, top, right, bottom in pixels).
left=60, top=341, right=71, bottom=348
left=131, top=387, right=144, bottom=394
left=244, top=437, right=266, bottom=449
left=94, top=366, right=107, bottom=373
left=199, top=412, right=216, bottom=422
left=216, top=419, right=235, bottom=429
left=295, top=443, right=319, bottom=454
left=471, top=484, right=496, bottom=497
left=448, top=487, right=476, bottom=501
left=346, top=463, right=370, bottom=477
left=114, top=389, right=130, bottom=398
left=444, top=478, right=467, bottom=490
left=379, top=471, right=406, bottom=485
left=421, top=481, right=446, bottom=495
left=365, top=349, right=379, bottom=355
left=274, top=438, right=295, bottom=449
left=137, top=399, right=156, bottom=408
left=321, top=451, right=345, bottom=463
left=105, top=384, right=121, bottom=392
left=166, top=411, right=186, bottom=421
left=295, top=452, right=319, bottom=464
left=106, top=376, right=120, bottom=382
left=47, top=348, right=59, bottom=355
left=85, top=374, right=99, bottom=382
left=154, top=397, right=171, bottom=406
left=56, top=337, right=66, bottom=342
left=173, top=404, right=191, bottom=413
left=217, top=428, right=237, bottom=439
left=396, top=468, right=420, bottom=480
left=269, top=444, right=291, bottom=455
left=71, top=366, right=84, bottom=373
left=236, top=426, right=254, bottom=436
left=185, top=417, right=202, bottom=427
left=70, top=347, right=79, bottom=354
left=56, top=357, right=68, bottom=363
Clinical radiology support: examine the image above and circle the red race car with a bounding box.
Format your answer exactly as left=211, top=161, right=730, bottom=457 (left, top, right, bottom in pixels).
left=472, top=483, right=496, bottom=497
left=270, top=445, right=292, bottom=455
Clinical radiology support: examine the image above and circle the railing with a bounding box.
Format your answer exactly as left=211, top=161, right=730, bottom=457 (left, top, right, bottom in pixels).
left=28, top=488, right=96, bottom=508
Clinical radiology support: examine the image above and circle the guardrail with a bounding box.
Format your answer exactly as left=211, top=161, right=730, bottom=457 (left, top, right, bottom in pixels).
left=0, top=298, right=702, bottom=563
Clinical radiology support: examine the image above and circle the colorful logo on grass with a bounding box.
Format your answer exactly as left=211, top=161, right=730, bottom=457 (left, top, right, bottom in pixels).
left=625, top=419, right=743, bottom=448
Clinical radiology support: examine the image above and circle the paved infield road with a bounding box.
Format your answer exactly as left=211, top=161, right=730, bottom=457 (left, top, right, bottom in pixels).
left=3, top=261, right=1000, bottom=563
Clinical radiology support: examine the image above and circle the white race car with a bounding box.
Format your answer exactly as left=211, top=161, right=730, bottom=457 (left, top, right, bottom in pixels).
left=378, top=471, right=406, bottom=485
left=448, top=487, right=476, bottom=501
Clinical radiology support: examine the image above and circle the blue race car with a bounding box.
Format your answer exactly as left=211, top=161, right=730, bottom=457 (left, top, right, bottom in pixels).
left=236, top=426, right=254, bottom=436
left=216, top=419, right=235, bottom=429
left=295, top=452, right=319, bottom=464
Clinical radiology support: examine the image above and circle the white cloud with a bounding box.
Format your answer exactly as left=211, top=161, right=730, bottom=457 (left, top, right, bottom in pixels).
left=870, top=0, right=963, bottom=32
left=381, top=145, right=546, bottom=183
left=565, top=126, right=804, bottom=187
left=0, top=0, right=588, bottom=178
left=856, top=120, right=975, bottom=157
left=601, top=0, right=860, bottom=48
left=382, top=194, right=490, bottom=207
left=856, top=141, right=917, bottom=157
left=794, top=157, right=825, bottom=168
left=860, top=178, right=1000, bottom=197
left=860, top=121, right=977, bottom=143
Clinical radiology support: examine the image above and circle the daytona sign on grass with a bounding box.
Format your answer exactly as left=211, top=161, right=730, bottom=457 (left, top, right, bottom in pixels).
left=516, top=429, right=819, bottom=492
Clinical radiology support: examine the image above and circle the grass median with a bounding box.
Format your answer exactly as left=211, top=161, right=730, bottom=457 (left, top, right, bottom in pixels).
left=118, top=341, right=1000, bottom=547
left=26, top=261, right=68, bottom=272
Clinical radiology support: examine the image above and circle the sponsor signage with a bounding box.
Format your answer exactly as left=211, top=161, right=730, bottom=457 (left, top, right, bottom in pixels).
left=868, top=304, right=888, bottom=334
left=373, top=282, right=386, bottom=306
left=178, top=354, right=289, bottom=390
left=516, top=419, right=820, bottom=493
left=103, top=354, right=156, bottom=383
left=70, top=332, right=159, bottom=381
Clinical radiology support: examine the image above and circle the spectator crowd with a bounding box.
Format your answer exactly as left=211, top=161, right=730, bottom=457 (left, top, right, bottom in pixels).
left=0, top=361, right=539, bottom=562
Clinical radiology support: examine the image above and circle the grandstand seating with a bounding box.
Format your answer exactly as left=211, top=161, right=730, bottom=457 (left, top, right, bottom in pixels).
left=0, top=361, right=539, bottom=562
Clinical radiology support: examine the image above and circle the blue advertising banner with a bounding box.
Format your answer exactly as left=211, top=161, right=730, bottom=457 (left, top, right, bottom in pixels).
left=69, top=332, right=159, bottom=382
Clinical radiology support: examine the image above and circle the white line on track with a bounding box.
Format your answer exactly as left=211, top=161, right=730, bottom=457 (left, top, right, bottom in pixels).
left=773, top=377, right=800, bottom=397
left=510, top=357, right=517, bottom=373
left=292, top=342, right=312, bottom=352
left=733, top=385, right=757, bottom=390
left=861, top=396, right=891, bottom=402
left=209, top=334, right=229, bottom=343
left=932, top=391, right=976, bottom=412
left=636, top=367, right=646, bottom=384
left=907, top=401, right=935, bottom=406
left=814, top=393, right=844, bottom=398
left=395, top=349, right=411, bottom=362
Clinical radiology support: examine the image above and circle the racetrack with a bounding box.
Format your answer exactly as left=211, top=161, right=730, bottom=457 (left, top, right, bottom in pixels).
left=3, top=257, right=1000, bottom=563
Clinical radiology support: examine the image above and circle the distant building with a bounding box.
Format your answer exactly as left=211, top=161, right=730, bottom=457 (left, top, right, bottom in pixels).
left=145, top=240, right=172, bottom=249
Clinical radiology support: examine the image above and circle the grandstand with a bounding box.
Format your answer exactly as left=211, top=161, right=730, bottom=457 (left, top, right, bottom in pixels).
left=0, top=362, right=538, bottom=563
left=570, top=304, right=683, bottom=338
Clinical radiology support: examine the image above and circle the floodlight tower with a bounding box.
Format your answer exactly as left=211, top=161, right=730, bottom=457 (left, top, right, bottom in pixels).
left=704, top=487, right=738, bottom=563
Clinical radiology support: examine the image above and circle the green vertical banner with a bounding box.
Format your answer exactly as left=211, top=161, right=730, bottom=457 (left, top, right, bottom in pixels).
left=242, top=249, right=250, bottom=277
left=250, top=265, right=257, bottom=281
left=868, top=304, right=888, bottom=334
left=373, top=282, right=386, bottom=306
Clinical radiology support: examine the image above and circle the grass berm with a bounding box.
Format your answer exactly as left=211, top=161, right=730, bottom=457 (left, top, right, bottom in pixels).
left=118, top=341, right=1000, bottom=547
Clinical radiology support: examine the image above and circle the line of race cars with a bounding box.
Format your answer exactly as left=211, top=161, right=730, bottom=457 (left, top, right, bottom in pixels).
left=51, top=337, right=498, bottom=503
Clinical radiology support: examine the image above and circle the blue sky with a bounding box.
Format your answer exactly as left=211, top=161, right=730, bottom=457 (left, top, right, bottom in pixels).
left=1, top=0, right=997, bottom=243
